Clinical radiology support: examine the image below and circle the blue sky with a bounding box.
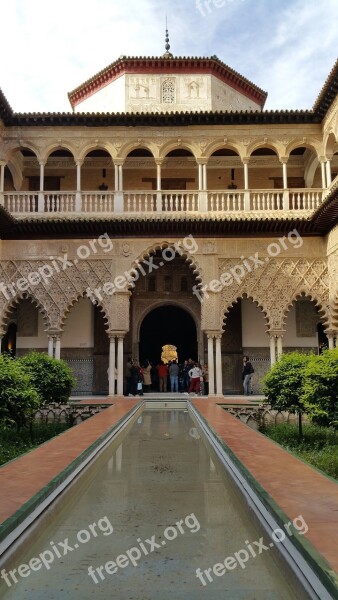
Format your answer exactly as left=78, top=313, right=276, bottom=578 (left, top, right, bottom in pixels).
left=1, top=0, right=337, bottom=112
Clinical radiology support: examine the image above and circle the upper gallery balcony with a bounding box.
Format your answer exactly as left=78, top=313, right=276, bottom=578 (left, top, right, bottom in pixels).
left=1, top=145, right=337, bottom=221
left=0, top=187, right=329, bottom=219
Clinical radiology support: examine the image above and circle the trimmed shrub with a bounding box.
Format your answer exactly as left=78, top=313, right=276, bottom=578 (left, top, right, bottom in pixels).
left=20, top=352, right=75, bottom=404
left=263, top=352, right=312, bottom=437
left=0, top=354, right=41, bottom=430
left=302, top=349, right=338, bottom=429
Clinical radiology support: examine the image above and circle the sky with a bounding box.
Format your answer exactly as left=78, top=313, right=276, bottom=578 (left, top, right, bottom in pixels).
left=1, top=0, right=337, bottom=113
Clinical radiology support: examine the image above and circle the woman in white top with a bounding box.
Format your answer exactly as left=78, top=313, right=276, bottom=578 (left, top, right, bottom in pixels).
left=188, top=363, right=203, bottom=395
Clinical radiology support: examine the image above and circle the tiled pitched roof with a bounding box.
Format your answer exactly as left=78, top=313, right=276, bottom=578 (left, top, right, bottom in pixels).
left=0, top=87, right=13, bottom=122
left=67, top=55, right=268, bottom=109
left=313, top=58, right=338, bottom=117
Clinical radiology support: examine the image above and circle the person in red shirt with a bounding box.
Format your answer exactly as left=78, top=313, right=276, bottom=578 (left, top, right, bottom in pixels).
left=157, top=361, right=169, bottom=392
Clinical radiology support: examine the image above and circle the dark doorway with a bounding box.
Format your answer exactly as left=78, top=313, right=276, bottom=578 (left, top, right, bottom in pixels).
left=317, top=322, right=328, bottom=353
left=139, top=306, right=197, bottom=365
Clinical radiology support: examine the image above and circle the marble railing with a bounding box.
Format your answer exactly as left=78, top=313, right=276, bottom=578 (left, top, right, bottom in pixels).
left=1, top=188, right=324, bottom=217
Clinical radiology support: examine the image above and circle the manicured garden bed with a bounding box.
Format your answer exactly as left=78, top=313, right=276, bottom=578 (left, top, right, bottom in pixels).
left=261, top=423, right=338, bottom=480
left=0, top=422, right=70, bottom=466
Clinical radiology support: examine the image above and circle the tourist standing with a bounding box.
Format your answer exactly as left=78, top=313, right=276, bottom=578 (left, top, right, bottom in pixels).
left=202, top=364, right=209, bottom=395
left=157, top=361, right=169, bottom=392
left=142, top=361, right=152, bottom=393
left=242, top=355, right=254, bottom=395
left=169, top=360, right=180, bottom=392
left=188, top=363, right=203, bottom=395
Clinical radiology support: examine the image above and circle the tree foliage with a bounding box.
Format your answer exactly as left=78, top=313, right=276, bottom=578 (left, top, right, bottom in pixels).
left=20, top=352, right=75, bottom=404
left=302, top=349, right=338, bottom=429
left=263, top=352, right=312, bottom=437
left=0, top=354, right=41, bottom=430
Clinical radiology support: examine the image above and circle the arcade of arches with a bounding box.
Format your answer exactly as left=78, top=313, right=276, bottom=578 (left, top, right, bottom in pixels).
left=0, top=234, right=335, bottom=397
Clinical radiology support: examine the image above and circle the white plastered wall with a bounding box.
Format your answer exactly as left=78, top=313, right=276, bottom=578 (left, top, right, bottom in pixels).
left=62, top=298, right=94, bottom=348
left=241, top=298, right=268, bottom=347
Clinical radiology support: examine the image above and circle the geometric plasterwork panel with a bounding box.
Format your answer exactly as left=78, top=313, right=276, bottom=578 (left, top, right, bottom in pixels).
left=201, top=293, right=222, bottom=332
left=218, top=258, right=329, bottom=331
left=0, top=259, right=113, bottom=332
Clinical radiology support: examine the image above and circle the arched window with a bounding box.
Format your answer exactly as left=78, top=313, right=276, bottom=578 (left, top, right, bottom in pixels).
left=148, top=276, right=156, bottom=292
left=162, top=79, right=175, bottom=104
left=164, top=276, right=173, bottom=292
left=181, top=277, right=188, bottom=292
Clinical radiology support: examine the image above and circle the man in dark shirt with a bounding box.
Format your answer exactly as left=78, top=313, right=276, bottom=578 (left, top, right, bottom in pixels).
left=242, top=355, right=254, bottom=395
left=169, top=360, right=180, bottom=392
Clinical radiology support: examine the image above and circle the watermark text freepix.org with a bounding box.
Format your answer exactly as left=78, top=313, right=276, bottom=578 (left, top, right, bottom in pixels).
left=0, top=515, right=113, bottom=588
left=88, top=512, right=200, bottom=584
left=196, top=0, right=245, bottom=18
left=0, top=233, right=113, bottom=301
left=192, top=229, right=303, bottom=303
left=86, top=234, right=198, bottom=305
left=195, top=514, right=308, bottom=586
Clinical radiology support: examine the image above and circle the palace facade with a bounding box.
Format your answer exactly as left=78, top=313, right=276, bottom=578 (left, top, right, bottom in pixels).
left=1, top=40, right=338, bottom=396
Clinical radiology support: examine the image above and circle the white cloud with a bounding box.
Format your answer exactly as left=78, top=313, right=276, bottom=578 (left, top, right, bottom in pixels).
left=0, top=0, right=337, bottom=112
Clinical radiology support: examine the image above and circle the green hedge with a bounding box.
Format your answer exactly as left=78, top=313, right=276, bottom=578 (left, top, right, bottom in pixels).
left=20, top=352, right=75, bottom=405
left=263, top=350, right=338, bottom=431
left=262, top=423, right=338, bottom=479
left=0, top=352, right=75, bottom=432
left=0, top=422, right=70, bottom=465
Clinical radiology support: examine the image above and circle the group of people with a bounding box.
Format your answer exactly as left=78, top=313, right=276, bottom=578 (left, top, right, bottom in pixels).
left=124, top=354, right=255, bottom=397
left=125, top=357, right=209, bottom=396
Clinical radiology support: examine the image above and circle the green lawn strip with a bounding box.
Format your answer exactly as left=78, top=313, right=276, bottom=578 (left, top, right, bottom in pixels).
left=0, top=423, right=70, bottom=466
left=262, top=424, right=338, bottom=480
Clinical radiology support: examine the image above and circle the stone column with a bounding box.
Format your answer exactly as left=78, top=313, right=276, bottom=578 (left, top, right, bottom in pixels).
left=276, top=335, right=283, bottom=359
left=242, top=159, right=250, bottom=211
left=282, top=160, right=288, bottom=189
left=207, top=334, right=215, bottom=396
left=75, top=160, right=83, bottom=211
left=118, top=165, right=123, bottom=191
left=38, top=161, right=46, bottom=212
left=55, top=336, right=61, bottom=360
left=325, top=329, right=337, bottom=349
left=198, top=164, right=203, bottom=190
left=243, top=159, right=249, bottom=190
left=0, top=162, right=5, bottom=203
left=202, top=163, right=207, bottom=191
left=76, top=160, right=82, bottom=191
left=326, top=160, right=332, bottom=187
left=39, top=161, right=45, bottom=192
left=156, top=162, right=162, bottom=190
left=48, top=335, right=54, bottom=358
left=108, top=336, right=116, bottom=396
left=215, top=335, right=223, bottom=396
left=114, top=162, right=125, bottom=212
left=117, top=335, right=124, bottom=395
left=155, top=160, right=163, bottom=212
left=320, top=160, right=327, bottom=188
left=114, top=164, right=119, bottom=191
left=269, top=335, right=276, bottom=365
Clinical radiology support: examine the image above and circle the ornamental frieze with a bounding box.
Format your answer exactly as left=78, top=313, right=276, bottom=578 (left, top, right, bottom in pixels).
left=218, top=258, right=329, bottom=331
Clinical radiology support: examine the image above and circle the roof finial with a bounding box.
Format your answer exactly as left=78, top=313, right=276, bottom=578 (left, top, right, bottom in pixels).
left=163, top=17, right=173, bottom=59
